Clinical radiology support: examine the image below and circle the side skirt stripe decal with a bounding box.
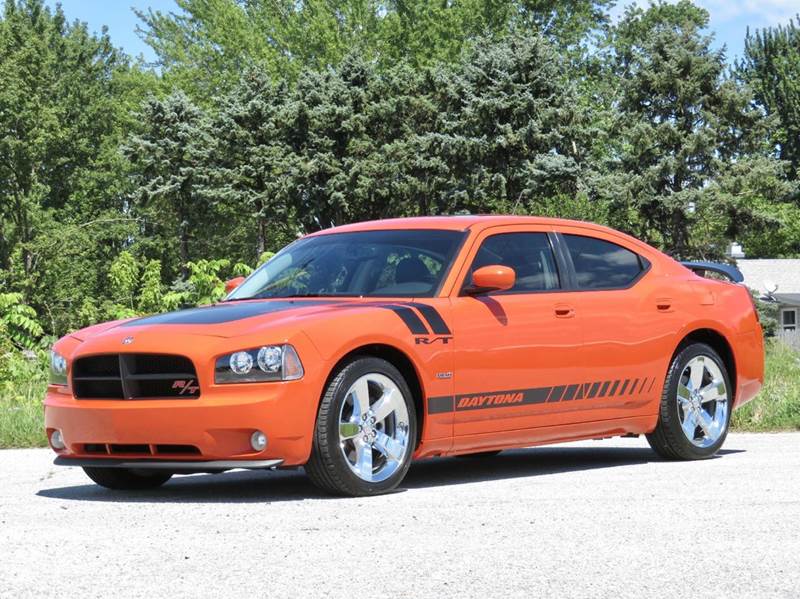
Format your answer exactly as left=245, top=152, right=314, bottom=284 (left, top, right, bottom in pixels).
left=427, top=396, right=455, bottom=414
left=427, top=376, right=658, bottom=414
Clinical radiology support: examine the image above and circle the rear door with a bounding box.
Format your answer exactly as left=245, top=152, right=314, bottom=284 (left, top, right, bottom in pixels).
left=449, top=225, right=584, bottom=439
left=556, top=228, right=678, bottom=419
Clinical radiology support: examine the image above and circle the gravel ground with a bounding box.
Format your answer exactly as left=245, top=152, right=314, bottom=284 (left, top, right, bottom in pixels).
left=1, top=433, right=798, bottom=599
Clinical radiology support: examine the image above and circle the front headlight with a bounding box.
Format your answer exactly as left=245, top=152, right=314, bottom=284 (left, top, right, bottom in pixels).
left=49, top=350, right=68, bottom=386
left=215, top=344, right=304, bottom=384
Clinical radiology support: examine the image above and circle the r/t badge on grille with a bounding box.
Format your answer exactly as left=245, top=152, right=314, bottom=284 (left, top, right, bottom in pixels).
left=122, top=336, right=134, bottom=345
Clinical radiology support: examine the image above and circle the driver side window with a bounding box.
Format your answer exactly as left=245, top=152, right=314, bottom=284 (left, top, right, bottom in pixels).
left=469, top=232, right=561, bottom=293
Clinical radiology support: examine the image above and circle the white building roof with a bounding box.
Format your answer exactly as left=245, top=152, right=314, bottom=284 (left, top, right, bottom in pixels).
left=737, top=259, right=800, bottom=305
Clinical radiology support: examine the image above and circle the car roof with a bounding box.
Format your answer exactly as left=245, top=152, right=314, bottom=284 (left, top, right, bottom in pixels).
left=307, top=215, right=664, bottom=261
left=310, top=215, right=611, bottom=235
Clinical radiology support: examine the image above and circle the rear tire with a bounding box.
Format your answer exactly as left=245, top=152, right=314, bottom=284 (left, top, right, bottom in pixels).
left=305, top=356, right=417, bottom=497
left=83, top=467, right=172, bottom=490
left=646, top=342, right=732, bottom=460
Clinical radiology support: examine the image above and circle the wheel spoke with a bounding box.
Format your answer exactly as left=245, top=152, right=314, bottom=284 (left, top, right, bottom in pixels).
left=371, top=387, right=401, bottom=423
left=677, top=383, right=692, bottom=406
left=374, top=431, right=404, bottom=461
left=700, top=378, right=725, bottom=404
left=681, top=409, right=697, bottom=440
left=355, top=440, right=373, bottom=479
left=339, top=421, right=360, bottom=440
left=688, top=359, right=705, bottom=391
left=695, top=408, right=713, bottom=438
left=350, top=377, right=371, bottom=418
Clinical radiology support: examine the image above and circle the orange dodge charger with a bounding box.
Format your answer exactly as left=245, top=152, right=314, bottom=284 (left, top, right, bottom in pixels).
left=45, top=216, right=764, bottom=496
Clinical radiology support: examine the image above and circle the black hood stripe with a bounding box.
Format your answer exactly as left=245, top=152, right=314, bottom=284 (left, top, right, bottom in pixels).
left=121, top=298, right=439, bottom=335
left=121, top=300, right=338, bottom=327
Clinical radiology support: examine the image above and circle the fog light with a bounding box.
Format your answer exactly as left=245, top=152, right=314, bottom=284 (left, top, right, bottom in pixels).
left=50, top=430, right=65, bottom=450
left=250, top=430, right=267, bottom=451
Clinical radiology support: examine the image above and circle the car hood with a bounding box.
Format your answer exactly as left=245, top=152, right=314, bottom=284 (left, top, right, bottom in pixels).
left=71, top=299, right=367, bottom=342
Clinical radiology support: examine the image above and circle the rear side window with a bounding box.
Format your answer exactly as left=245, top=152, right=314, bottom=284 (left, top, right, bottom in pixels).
left=563, top=234, right=647, bottom=290
left=469, top=232, right=560, bottom=292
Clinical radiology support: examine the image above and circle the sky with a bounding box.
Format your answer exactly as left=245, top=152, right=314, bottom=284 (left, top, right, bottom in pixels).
left=46, top=0, right=800, bottom=64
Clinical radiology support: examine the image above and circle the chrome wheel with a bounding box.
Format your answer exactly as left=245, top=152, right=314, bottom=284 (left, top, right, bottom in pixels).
left=677, top=355, right=729, bottom=448
left=338, top=373, right=410, bottom=483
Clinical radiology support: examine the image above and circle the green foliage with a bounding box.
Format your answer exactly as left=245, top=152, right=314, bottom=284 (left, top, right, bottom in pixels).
left=138, top=259, right=164, bottom=314
left=748, top=289, right=779, bottom=337
left=0, top=293, right=44, bottom=350
left=3, top=0, right=800, bottom=446
left=123, top=91, right=212, bottom=277
left=0, top=346, right=48, bottom=448
left=135, top=0, right=614, bottom=99
left=182, top=259, right=230, bottom=305
left=733, top=339, right=800, bottom=431
left=0, top=0, right=799, bottom=340
left=741, top=16, right=800, bottom=179
left=597, top=0, right=789, bottom=259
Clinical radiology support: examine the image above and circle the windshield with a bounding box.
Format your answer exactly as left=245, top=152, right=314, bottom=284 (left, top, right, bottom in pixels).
left=228, top=229, right=465, bottom=300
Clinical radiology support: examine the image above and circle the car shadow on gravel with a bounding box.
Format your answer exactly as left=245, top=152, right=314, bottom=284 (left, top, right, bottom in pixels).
left=36, top=445, right=744, bottom=503
left=402, top=446, right=743, bottom=490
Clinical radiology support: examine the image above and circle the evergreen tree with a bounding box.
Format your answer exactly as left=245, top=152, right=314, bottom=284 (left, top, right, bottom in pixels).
left=741, top=16, right=800, bottom=180
left=136, top=0, right=613, bottom=99
left=208, top=69, right=299, bottom=257
left=123, top=92, right=211, bottom=278
left=598, top=0, right=785, bottom=258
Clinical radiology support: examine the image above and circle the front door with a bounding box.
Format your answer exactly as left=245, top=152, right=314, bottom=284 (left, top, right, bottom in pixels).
left=449, top=226, right=584, bottom=440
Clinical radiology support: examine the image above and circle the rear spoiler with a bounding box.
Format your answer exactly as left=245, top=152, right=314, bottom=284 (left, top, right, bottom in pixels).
left=681, top=261, right=744, bottom=283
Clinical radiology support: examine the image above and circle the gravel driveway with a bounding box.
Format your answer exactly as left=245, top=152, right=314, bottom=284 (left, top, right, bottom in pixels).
left=1, top=433, right=798, bottom=598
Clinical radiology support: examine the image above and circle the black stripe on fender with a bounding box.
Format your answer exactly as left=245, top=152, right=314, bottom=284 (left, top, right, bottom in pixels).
left=618, top=379, right=630, bottom=396
left=381, top=305, right=429, bottom=335
left=406, top=303, right=451, bottom=335
left=427, top=396, right=454, bottom=414
left=598, top=381, right=611, bottom=398
left=608, top=380, right=620, bottom=397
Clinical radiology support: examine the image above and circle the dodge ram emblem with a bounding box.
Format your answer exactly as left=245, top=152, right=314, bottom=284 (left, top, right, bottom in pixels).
left=122, top=336, right=134, bottom=345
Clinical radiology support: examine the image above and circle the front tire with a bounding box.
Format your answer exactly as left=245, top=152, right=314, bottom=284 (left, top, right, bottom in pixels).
left=83, top=467, right=172, bottom=490
left=646, top=342, right=732, bottom=460
left=305, top=356, right=417, bottom=496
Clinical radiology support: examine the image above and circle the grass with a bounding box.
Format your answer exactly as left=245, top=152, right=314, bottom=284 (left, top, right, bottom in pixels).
left=732, top=339, right=800, bottom=431
left=0, top=378, right=48, bottom=448
left=1, top=339, right=798, bottom=448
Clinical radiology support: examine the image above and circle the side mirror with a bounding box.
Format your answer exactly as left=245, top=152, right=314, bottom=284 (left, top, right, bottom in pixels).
left=225, top=276, right=246, bottom=295
left=466, top=265, right=515, bottom=295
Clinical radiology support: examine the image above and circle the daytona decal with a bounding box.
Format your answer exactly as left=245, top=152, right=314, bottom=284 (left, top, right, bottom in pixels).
left=427, top=376, right=655, bottom=414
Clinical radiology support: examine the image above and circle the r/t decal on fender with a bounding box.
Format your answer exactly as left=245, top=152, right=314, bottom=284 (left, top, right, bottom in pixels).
left=415, top=336, right=452, bottom=345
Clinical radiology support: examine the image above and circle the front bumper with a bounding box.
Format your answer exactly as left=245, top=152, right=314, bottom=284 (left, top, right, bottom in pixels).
left=54, top=456, right=283, bottom=472
left=44, top=376, right=320, bottom=467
